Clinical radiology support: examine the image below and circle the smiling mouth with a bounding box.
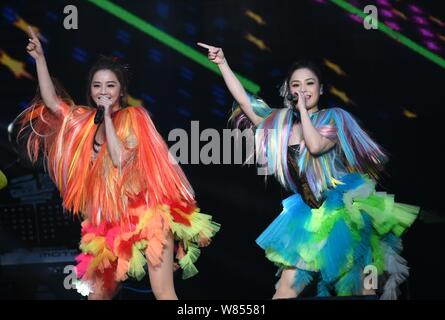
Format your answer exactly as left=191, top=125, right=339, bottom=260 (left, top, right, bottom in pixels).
left=98, top=96, right=111, bottom=101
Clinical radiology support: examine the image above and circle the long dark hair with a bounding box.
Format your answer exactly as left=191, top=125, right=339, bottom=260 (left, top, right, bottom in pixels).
left=86, top=55, right=130, bottom=108
left=280, top=59, right=323, bottom=109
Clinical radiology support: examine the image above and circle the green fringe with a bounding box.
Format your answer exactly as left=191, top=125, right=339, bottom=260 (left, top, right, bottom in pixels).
left=128, top=240, right=148, bottom=281
left=178, top=242, right=201, bottom=279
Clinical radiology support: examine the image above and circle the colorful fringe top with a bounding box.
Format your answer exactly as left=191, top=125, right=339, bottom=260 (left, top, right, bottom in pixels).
left=16, top=101, right=195, bottom=225
left=229, top=94, right=387, bottom=200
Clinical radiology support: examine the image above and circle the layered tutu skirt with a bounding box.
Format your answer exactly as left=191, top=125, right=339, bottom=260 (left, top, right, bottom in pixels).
left=256, top=173, right=419, bottom=299
left=74, top=198, right=220, bottom=297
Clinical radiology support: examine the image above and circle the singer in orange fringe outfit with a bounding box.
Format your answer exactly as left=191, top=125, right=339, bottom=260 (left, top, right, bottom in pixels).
left=14, top=27, right=220, bottom=300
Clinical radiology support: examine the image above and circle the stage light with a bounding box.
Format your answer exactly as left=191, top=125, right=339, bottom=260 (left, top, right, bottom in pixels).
left=72, top=48, right=88, bottom=63
left=147, top=48, right=162, bottom=63
left=87, top=0, right=260, bottom=94
left=376, top=0, right=391, bottom=7
left=329, top=0, right=445, bottom=68
left=419, top=28, right=434, bottom=38
left=425, top=41, right=440, bottom=51
left=348, top=13, right=362, bottom=24
left=384, top=21, right=401, bottom=31
left=380, top=9, right=394, bottom=19
left=408, top=4, right=423, bottom=14
left=413, top=16, right=427, bottom=25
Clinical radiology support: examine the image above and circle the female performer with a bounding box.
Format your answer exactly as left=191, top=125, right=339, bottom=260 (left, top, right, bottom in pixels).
left=13, top=27, right=220, bottom=300
left=198, top=42, right=418, bottom=299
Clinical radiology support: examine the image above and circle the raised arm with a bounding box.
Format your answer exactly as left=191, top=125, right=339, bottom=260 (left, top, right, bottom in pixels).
left=26, top=26, right=60, bottom=114
left=99, top=97, right=129, bottom=168
left=295, top=89, right=336, bottom=155
left=197, top=42, right=264, bottom=126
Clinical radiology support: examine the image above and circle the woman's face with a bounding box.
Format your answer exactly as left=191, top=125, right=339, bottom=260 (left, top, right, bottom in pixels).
left=289, top=68, right=322, bottom=110
left=90, top=69, right=122, bottom=108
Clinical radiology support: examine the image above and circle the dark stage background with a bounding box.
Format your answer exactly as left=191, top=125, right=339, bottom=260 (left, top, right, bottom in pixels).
left=0, top=0, right=444, bottom=299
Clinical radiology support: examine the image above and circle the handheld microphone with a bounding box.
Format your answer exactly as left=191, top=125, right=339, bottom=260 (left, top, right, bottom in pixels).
left=286, top=93, right=300, bottom=120
left=94, top=106, right=105, bottom=124
left=286, top=92, right=298, bottom=103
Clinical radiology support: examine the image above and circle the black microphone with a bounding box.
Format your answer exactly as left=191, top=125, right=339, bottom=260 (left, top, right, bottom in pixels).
left=286, top=93, right=300, bottom=120
left=94, top=106, right=105, bottom=124
left=286, top=92, right=298, bottom=103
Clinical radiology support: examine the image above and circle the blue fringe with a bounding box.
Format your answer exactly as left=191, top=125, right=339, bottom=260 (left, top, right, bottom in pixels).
left=256, top=193, right=312, bottom=266
left=319, top=219, right=353, bottom=282
left=334, top=214, right=373, bottom=295
left=317, top=281, right=332, bottom=297
left=323, top=173, right=365, bottom=210
left=293, top=268, right=313, bottom=293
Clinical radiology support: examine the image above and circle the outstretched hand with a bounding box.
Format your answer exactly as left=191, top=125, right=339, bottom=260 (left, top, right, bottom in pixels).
left=26, top=26, right=44, bottom=60
left=197, top=42, right=226, bottom=65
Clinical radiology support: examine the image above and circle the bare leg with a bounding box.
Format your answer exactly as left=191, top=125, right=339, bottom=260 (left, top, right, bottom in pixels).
left=88, top=290, right=114, bottom=300
left=362, top=288, right=376, bottom=295
left=272, top=268, right=299, bottom=299
left=147, top=231, right=178, bottom=300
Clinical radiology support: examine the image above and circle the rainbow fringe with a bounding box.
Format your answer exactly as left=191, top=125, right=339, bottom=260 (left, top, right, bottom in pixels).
left=14, top=102, right=221, bottom=297
left=230, top=95, right=387, bottom=200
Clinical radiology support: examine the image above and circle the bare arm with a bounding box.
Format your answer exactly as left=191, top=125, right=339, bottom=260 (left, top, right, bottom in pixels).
left=104, top=113, right=128, bottom=168
left=26, top=26, right=60, bottom=114
left=296, top=90, right=336, bottom=155
left=100, top=97, right=129, bottom=168
left=197, top=42, right=264, bottom=126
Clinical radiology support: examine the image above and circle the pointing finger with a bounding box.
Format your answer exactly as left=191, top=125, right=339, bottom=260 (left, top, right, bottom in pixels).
left=28, top=26, right=37, bottom=39
left=197, top=42, right=213, bottom=50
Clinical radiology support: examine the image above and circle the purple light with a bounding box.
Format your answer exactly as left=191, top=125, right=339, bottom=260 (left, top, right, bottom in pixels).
left=409, top=4, right=423, bottom=14
left=413, top=16, right=427, bottom=25
left=349, top=13, right=362, bottom=24
left=425, top=41, right=440, bottom=51
left=376, top=0, right=390, bottom=6
left=381, top=9, right=394, bottom=18
left=419, top=28, right=434, bottom=38
left=348, top=0, right=360, bottom=6
left=312, top=0, right=327, bottom=3
left=384, top=21, right=401, bottom=31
